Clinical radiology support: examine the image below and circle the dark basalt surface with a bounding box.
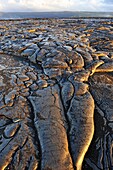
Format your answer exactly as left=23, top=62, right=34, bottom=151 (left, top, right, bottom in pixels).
left=0, top=18, right=113, bottom=170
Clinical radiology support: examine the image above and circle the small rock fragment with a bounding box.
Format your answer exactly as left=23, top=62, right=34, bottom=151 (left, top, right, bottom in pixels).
left=74, top=81, right=89, bottom=95
left=25, top=79, right=33, bottom=87
left=5, top=90, right=16, bottom=105
left=21, top=49, right=35, bottom=57
left=10, top=74, right=17, bottom=86
left=64, top=45, right=72, bottom=51
left=36, top=80, right=48, bottom=89
left=43, top=58, right=68, bottom=69
left=26, top=72, right=37, bottom=81
left=30, top=83, right=38, bottom=91
left=28, top=49, right=40, bottom=64
left=18, top=74, right=30, bottom=81
left=74, top=70, right=90, bottom=82
left=44, top=68, right=62, bottom=78
left=4, top=124, right=19, bottom=138
left=76, top=47, right=93, bottom=64
left=16, top=79, right=25, bottom=87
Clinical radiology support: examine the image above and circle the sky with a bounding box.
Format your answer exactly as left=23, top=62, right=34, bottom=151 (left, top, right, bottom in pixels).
left=0, top=0, right=113, bottom=12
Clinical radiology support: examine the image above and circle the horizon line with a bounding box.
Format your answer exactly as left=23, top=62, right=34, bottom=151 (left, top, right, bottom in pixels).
left=1, top=11, right=113, bottom=13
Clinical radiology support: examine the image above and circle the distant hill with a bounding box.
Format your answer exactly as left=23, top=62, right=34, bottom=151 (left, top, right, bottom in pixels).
left=0, top=11, right=113, bottom=19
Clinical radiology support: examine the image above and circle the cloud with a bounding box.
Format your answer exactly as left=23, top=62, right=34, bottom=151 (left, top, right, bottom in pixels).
left=0, top=0, right=112, bottom=12
left=103, top=0, right=113, bottom=3
left=0, top=0, right=75, bottom=12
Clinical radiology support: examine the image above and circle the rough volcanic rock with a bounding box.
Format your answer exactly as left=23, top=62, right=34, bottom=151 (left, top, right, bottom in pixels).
left=0, top=18, right=113, bottom=170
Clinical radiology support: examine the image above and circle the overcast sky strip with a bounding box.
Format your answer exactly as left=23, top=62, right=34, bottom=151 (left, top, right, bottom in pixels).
left=0, top=0, right=112, bottom=12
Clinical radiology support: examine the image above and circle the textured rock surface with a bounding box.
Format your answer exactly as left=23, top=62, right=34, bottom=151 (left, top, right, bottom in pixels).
left=0, top=18, right=113, bottom=170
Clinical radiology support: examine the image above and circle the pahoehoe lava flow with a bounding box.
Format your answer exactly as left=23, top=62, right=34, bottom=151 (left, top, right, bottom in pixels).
left=0, top=18, right=113, bottom=170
